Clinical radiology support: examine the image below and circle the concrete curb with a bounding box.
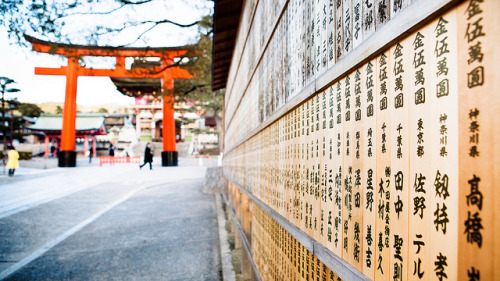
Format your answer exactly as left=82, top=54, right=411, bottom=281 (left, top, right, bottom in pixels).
left=214, top=193, right=236, bottom=281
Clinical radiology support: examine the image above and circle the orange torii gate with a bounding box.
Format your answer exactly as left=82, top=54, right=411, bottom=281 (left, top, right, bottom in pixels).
left=25, top=35, right=193, bottom=167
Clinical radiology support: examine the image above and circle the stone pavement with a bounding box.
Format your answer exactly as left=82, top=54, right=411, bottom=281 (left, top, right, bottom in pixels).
left=0, top=158, right=222, bottom=280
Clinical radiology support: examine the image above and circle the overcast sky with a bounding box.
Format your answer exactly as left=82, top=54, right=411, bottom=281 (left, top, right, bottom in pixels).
left=0, top=0, right=212, bottom=106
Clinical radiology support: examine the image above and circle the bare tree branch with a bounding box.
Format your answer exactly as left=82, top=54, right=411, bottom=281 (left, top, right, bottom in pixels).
left=118, top=0, right=153, bottom=4
left=119, top=22, right=158, bottom=47
left=57, top=5, right=127, bottom=18
left=148, top=19, right=200, bottom=28
left=57, top=0, right=154, bottom=19
left=2, top=0, right=208, bottom=48
left=180, top=84, right=211, bottom=96
left=118, top=19, right=199, bottom=47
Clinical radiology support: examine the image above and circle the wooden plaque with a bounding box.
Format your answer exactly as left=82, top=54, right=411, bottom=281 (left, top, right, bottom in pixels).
left=457, top=0, right=499, bottom=280
left=327, top=0, right=336, bottom=67
left=333, top=80, right=344, bottom=257
left=343, top=0, right=353, bottom=55
left=335, top=0, right=344, bottom=61
left=352, top=66, right=365, bottom=271
left=407, top=20, right=434, bottom=281
left=375, top=0, right=391, bottom=30
left=388, top=37, right=410, bottom=281
left=362, top=58, right=377, bottom=279
left=363, top=0, right=376, bottom=41
left=342, top=74, right=355, bottom=266
left=353, top=0, right=363, bottom=49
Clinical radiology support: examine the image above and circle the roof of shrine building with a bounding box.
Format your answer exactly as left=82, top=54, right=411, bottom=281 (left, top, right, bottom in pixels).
left=212, top=0, right=243, bottom=91
left=111, top=59, right=161, bottom=98
left=111, top=77, right=162, bottom=98
left=111, top=60, right=191, bottom=98
left=27, top=114, right=108, bottom=136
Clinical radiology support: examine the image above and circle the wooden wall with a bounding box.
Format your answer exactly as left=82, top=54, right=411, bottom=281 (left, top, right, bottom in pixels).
left=222, top=0, right=499, bottom=280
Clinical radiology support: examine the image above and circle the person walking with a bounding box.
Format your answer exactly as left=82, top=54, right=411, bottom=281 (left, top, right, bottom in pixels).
left=6, top=145, right=19, bottom=177
left=50, top=142, right=56, bottom=158
left=108, top=143, right=115, bottom=156
left=88, top=143, right=93, bottom=164
left=139, top=142, right=153, bottom=170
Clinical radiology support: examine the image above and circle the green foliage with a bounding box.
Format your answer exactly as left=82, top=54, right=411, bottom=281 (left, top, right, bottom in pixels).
left=17, top=102, right=43, bottom=117
left=177, top=116, right=195, bottom=126
left=191, top=128, right=219, bottom=135
left=0, top=115, right=25, bottom=142
left=175, top=119, right=182, bottom=128
left=55, top=105, right=63, bottom=114
left=0, top=77, right=20, bottom=98
left=97, top=107, right=108, bottom=113
left=198, top=148, right=219, bottom=155
left=172, top=14, right=224, bottom=123
left=19, top=151, right=32, bottom=160
left=0, top=0, right=64, bottom=45
left=0, top=151, right=31, bottom=160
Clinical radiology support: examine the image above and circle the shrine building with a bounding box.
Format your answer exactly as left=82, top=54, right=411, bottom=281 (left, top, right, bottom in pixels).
left=28, top=114, right=107, bottom=158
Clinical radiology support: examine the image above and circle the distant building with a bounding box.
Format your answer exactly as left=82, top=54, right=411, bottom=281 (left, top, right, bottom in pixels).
left=110, top=60, right=204, bottom=143
left=27, top=114, right=108, bottom=157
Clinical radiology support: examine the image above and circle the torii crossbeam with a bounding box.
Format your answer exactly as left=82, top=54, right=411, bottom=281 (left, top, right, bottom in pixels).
left=25, top=35, right=193, bottom=167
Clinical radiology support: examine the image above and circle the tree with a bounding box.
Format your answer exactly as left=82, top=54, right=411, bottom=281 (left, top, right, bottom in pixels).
left=173, top=15, right=224, bottom=134
left=1, top=1, right=217, bottom=105
left=1, top=0, right=223, bottom=143
left=98, top=107, right=108, bottom=113
left=0, top=0, right=212, bottom=47
left=0, top=77, right=20, bottom=149
left=17, top=102, right=43, bottom=117
left=55, top=105, right=63, bottom=114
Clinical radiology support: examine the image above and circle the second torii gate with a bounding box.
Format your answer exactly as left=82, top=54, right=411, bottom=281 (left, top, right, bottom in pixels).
left=25, top=35, right=193, bottom=167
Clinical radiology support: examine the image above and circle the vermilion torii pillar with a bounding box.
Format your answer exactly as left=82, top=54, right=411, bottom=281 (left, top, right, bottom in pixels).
left=25, top=35, right=192, bottom=167
left=161, top=65, right=178, bottom=166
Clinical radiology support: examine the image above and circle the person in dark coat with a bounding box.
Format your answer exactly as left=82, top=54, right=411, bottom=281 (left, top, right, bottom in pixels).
left=139, top=142, right=153, bottom=170
left=50, top=142, right=56, bottom=158
left=88, top=143, right=93, bottom=164
left=108, top=143, right=115, bottom=156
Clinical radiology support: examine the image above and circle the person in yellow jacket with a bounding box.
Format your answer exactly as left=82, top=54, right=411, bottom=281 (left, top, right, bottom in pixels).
left=6, top=145, right=19, bottom=176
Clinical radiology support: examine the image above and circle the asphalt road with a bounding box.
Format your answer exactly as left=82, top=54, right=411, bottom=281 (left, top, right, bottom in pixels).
left=0, top=159, right=221, bottom=280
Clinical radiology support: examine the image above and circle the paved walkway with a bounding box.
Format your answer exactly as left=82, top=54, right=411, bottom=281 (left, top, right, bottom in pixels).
left=0, top=158, right=221, bottom=280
